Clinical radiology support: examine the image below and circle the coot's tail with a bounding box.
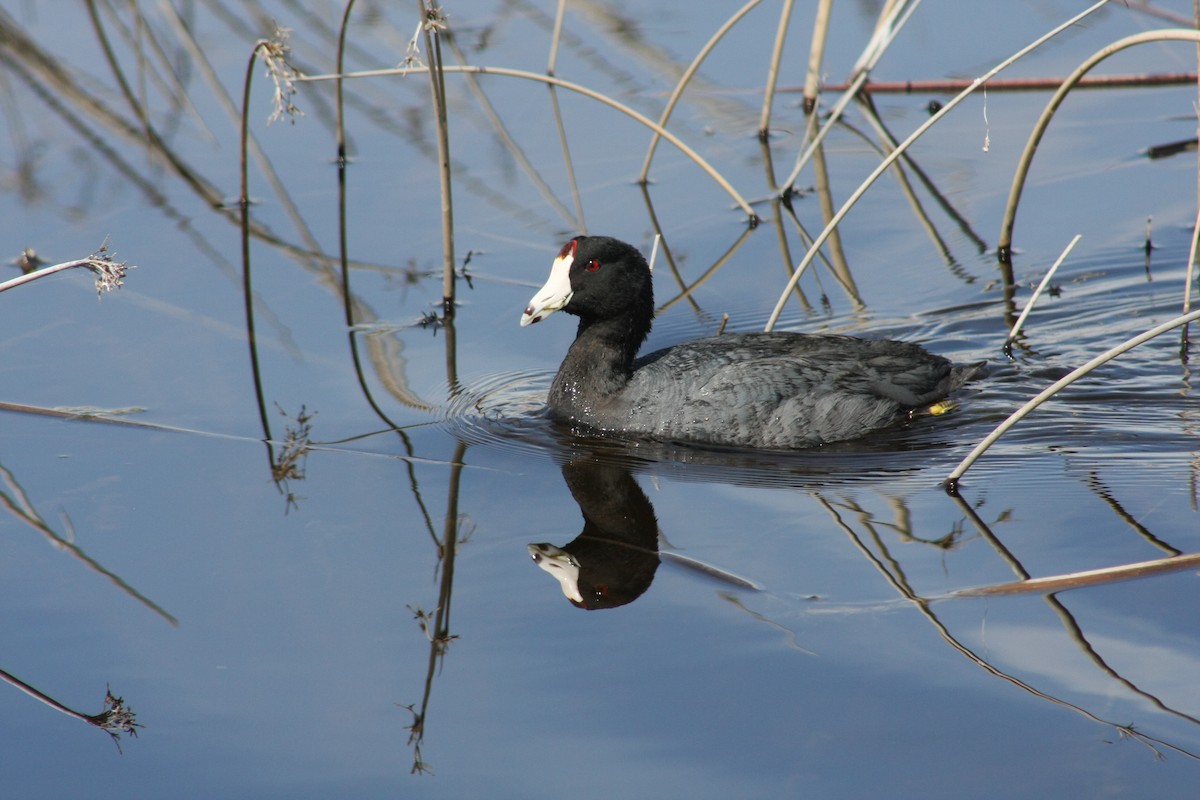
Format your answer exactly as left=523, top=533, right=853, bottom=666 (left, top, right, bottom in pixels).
left=949, top=360, right=988, bottom=391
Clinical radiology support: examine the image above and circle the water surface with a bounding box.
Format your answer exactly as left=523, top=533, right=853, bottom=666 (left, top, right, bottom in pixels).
left=1, top=2, right=1198, bottom=797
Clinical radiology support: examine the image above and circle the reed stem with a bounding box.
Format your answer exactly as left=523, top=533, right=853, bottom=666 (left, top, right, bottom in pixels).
left=418, top=1, right=456, bottom=319
left=300, top=64, right=758, bottom=220
left=998, top=28, right=1200, bottom=262
left=758, top=0, right=794, bottom=140
left=1004, top=234, right=1080, bottom=351
left=764, top=0, right=1111, bottom=332
left=946, top=305, right=1200, bottom=489
left=802, top=0, right=833, bottom=114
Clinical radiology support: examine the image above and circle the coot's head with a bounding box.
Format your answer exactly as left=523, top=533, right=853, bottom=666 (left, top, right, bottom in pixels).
left=520, top=235, right=654, bottom=327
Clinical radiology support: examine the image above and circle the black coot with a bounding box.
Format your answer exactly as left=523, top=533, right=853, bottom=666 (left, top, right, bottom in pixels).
left=520, top=235, right=982, bottom=449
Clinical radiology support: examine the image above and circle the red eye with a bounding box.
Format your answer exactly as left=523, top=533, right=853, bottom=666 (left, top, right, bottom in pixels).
left=585, top=260, right=601, bottom=272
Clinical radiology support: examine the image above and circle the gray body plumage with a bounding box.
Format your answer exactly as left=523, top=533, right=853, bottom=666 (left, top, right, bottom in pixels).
left=550, top=331, right=977, bottom=448
left=524, top=235, right=982, bottom=450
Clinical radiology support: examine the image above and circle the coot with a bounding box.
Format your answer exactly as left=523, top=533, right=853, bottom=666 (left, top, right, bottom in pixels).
left=520, top=235, right=982, bottom=449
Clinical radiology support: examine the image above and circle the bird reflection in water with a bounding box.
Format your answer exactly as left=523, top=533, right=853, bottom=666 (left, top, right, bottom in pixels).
left=529, top=458, right=660, bottom=610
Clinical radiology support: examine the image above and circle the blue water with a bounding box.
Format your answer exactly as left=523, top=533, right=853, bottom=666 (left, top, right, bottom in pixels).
left=0, top=2, right=1197, bottom=797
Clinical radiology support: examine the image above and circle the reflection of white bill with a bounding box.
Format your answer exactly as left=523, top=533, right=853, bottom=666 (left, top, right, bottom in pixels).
left=528, top=543, right=583, bottom=603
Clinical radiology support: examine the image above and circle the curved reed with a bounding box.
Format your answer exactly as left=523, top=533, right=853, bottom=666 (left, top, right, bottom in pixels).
left=778, top=0, right=922, bottom=195
left=757, top=0, right=795, bottom=140
left=299, top=64, right=759, bottom=220
left=638, top=0, right=763, bottom=183
left=945, top=305, right=1200, bottom=490
left=801, top=0, right=834, bottom=114
left=762, top=0, right=1110, bottom=332
left=997, top=28, right=1200, bottom=260
left=1004, top=234, right=1080, bottom=350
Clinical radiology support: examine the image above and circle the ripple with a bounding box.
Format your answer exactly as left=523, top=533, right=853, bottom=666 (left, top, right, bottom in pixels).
left=438, top=369, right=565, bottom=459
left=439, top=244, right=1200, bottom=490
left=438, top=367, right=999, bottom=489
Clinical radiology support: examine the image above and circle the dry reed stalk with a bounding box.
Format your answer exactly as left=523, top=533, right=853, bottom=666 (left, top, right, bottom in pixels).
left=0, top=243, right=128, bottom=297
left=778, top=0, right=921, bottom=194
left=757, top=0, right=795, bottom=141
left=998, top=28, right=1200, bottom=262
left=1004, top=234, right=1080, bottom=351
left=802, top=0, right=833, bottom=114
left=1186, top=3, right=1200, bottom=355
left=815, top=72, right=1199, bottom=93
left=417, top=1, right=457, bottom=320
left=300, top=64, right=759, bottom=220
left=638, top=0, right=762, bottom=184
left=763, top=0, right=1111, bottom=332
left=945, top=304, right=1200, bottom=489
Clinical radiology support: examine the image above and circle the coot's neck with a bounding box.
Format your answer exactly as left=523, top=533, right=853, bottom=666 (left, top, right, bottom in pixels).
left=549, top=309, right=652, bottom=413
left=577, top=308, right=651, bottom=367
